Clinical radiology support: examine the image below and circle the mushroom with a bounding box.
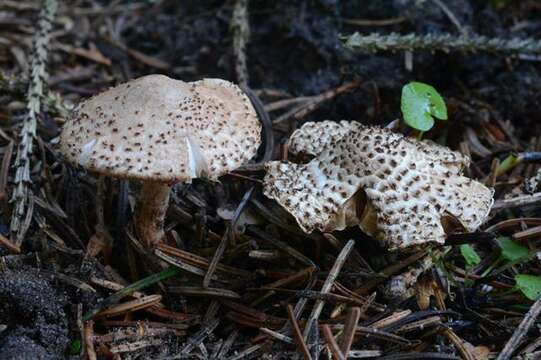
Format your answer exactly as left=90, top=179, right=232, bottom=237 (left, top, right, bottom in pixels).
left=60, top=75, right=261, bottom=247
left=264, top=120, right=494, bottom=249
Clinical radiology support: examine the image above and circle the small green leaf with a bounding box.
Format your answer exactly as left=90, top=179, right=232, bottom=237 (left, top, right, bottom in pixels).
left=68, top=340, right=81, bottom=355
left=460, top=244, right=481, bottom=267
left=515, top=274, right=541, bottom=300
left=497, top=236, right=529, bottom=262
left=401, top=82, right=448, bottom=131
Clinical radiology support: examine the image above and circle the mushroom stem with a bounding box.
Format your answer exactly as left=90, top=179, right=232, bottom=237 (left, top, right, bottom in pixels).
left=134, top=182, right=171, bottom=248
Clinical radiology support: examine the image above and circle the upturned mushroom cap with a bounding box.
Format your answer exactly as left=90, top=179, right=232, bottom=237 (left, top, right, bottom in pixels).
left=60, top=75, right=261, bottom=182
left=264, top=121, right=494, bottom=249
left=288, top=120, right=353, bottom=157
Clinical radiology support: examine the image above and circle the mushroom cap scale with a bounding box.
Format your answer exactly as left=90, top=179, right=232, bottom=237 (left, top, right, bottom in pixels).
left=60, top=75, right=261, bottom=182
left=264, top=121, right=494, bottom=249
left=288, top=120, right=354, bottom=157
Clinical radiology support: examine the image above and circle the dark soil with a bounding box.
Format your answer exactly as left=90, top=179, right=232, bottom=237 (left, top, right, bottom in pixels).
left=0, top=269, right=70, bottom=359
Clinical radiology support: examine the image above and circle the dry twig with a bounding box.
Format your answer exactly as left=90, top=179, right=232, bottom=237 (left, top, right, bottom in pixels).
left=345, top=32, right=541, bottom=55
left=11, top=0, right=57, bottom=244
left=339, top=307, right=361, bottom=356
left=321, top=324, right=345, bottom=360
left=303, top=239, right=355, bottom=340
left=287, top=304, right=312, bottom=360
left=231, top=0, right=250, bottom=87
left=496, top=297, right=541, bottom=360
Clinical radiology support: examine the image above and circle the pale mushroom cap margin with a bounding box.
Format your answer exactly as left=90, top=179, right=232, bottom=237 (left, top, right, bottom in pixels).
left=60, top=75, right=261, bottom=182
left=264, top=121, right=494, bottom=249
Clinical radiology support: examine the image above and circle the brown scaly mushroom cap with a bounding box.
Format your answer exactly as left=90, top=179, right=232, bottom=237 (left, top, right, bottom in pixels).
left=264, top=120, right=494, bottom=249
left=60, top=74, right=261, bottom=182
left=60, top=75, right=261, bottom=248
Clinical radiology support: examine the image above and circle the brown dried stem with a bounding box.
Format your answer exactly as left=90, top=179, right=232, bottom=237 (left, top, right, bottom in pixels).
left=287, top=304, right=312, bottom=360
left=339, top=307, right=361, bottom=356
left=321, top=324, right=345, bottom=360
left=303, top=239, right=355, bottom=340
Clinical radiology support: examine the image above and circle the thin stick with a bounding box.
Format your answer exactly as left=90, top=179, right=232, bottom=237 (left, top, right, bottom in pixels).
left=252, top=267, right=315, bottom=306
left=430, top=0, right=466, bottom=35
left=259, top=327, right=294, bottom=344
left=11, top=0, right=58, bottom=244
left=491, top=192, right=541, bottom=211
left=76, top=304, right=85, bottom=358
left=342, top=17, right=406, bottom=27
left=84, top=321, right=97, bottom=360
left=0, top=141, right=13, bottom=202
left=156, top=243, right=251, bottom=277
left=83, top=267, right=180, bottom=321
left=287, top=304, right=312, bottom=360
left=353, top=250, right=428, bottom=295
left=339, top=307, right=361, bottom=356
left=344, top=32, right=541, bottom=55
left=226, top=344, right=262, bottom=360
left=213, top=329, right=238, bottom=360
left=496, top=297, right=541, bottom=360
left=265, top=96, right=311, bottom=112
left=203, top=187, right=254, bottom=287
left=179, top=319, right=220, bottom=357
left=520, top=334, right=541, bottom=355
left=0, top=233, right=20, bottom=253
left=273, top=81, right=360, bottom=124
left=322, top=325, right=345, bottom=360
left=303, top=240, right=355, bottom=339
left=231, top=0, right=250, bottom=87
left=443, top=328, right=475, bottom=360
left=486, top=158, right=500, bottom=187
left=329, top=324, right=411, bottom=345
left=248, top=226, right=316, bottom=268
left=513, top=225, right=541, bottom=241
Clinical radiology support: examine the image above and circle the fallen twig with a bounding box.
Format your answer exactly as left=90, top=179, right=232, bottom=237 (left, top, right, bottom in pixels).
left=287, top=304, right=312, bottom=360
left=231, top=0, right=250, bottom=87
left=339, top=307, right=361, bottom=356
left=84, top=320, right=97, bottom=360
left=203, top=187, right=254, bottom=287
left=492, top=192, right=541, bottom=211
left=344, top=32, right=541, bottom=55
left=179, top=318, right=220, bottom=357
left=303, top=239, right=355, bottom=339
left=322, top=324, right=345, bottom=360
left=11, top=0, right=58, bottom=244
left=272, top=81, right=361, bottom=124
left=496, top=297, right=541, bottom=360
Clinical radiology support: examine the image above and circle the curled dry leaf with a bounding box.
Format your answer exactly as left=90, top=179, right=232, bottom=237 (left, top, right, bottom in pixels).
left=414, top=274, right=437, bottom=310
left=264, top=121, right=494, bottom=249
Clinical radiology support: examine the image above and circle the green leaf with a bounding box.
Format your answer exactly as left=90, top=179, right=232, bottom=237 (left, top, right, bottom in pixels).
left=401, top=82, right=448, bottom=131
left=497, top=236, right=529, bottom=262
left=515, top=274, right=541, bottom=300
left=460, top=244, right=481, bottom=267
left=68, top=340, right=81, bottom=355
